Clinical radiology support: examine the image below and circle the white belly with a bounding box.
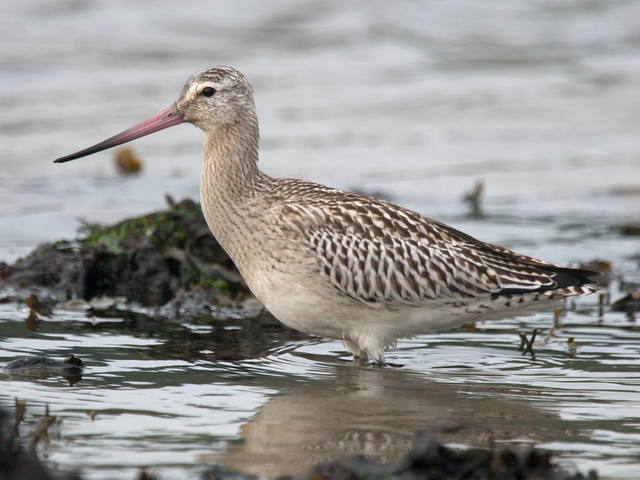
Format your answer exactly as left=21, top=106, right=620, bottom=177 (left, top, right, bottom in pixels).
left=243, top=264, right=564, bottom=362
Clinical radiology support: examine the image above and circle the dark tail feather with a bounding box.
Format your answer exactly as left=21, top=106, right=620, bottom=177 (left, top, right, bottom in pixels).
left=547, top=266, right=602, bottom=289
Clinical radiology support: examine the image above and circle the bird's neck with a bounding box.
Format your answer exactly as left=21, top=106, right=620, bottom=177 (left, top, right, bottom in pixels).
left=199, top=120, right=268, bottom=259
left=201, top=120, right=263, bottom=196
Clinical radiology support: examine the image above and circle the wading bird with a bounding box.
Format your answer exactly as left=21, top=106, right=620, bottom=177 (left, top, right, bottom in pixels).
left=55, top=66, right=598, bottom=362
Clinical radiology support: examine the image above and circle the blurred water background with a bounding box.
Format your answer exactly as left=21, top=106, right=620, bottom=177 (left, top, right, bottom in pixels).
left=1, top=1, right=640, bottom=479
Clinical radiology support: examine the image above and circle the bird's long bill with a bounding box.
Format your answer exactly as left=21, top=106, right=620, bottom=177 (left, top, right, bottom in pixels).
left=54, top=104, right=184, bottom=163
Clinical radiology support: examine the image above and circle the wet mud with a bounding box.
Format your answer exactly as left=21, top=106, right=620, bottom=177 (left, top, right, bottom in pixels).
left=0, top=196, right=243, bottom=308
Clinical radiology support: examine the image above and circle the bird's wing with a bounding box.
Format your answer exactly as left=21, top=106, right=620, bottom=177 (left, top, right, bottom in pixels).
left=291, top=196, right=591, bottom=306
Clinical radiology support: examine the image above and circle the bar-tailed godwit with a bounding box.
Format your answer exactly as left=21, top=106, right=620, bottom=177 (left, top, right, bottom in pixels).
left=55, top=66, right=598, bottom=362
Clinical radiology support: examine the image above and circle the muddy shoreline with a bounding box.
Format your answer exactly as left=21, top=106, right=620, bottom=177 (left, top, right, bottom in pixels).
left=0, top=196, right=246, bottom=309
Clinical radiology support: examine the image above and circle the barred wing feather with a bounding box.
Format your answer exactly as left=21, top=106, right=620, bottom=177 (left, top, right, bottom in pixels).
left=303, top=198, right=595, bottom=306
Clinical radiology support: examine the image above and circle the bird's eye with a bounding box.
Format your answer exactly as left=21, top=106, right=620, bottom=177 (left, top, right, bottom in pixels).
left=201, top=87, right=216, bottom=97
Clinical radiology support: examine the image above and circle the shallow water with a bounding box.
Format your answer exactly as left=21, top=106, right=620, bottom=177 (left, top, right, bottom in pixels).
left=1, top=1, right=640, bottom=478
